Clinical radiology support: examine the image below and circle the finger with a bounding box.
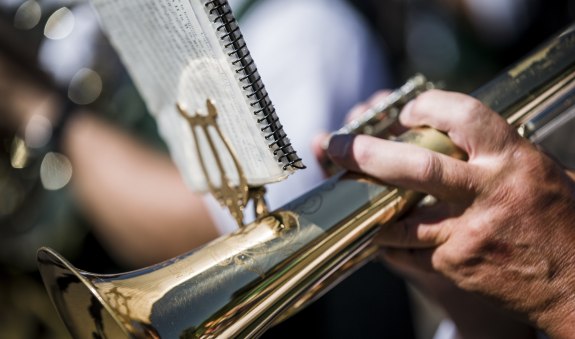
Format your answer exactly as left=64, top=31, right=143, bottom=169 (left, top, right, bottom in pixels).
left=311, top=132, right=337, bottom=177
left=374, top=202, right=452, bottom=248
left=380, top=247, right=436, bottom=274
left=327, top=134, right=475, bottom=201
left=311, top=131, right=330, bottom=161
left=375, top=221, right=442, bottom=249
left=400, top=90, right=519, bottom=157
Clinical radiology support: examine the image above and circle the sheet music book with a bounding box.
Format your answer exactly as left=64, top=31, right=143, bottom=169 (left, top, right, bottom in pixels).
left=90, top=0, right=305, bottom=193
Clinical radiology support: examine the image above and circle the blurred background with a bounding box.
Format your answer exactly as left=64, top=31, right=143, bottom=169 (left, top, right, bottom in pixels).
left=0, top=0, right=574, bottom=338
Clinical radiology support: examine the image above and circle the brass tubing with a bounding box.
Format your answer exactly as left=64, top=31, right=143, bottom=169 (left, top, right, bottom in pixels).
left=37, top=23, right=575, bottom=339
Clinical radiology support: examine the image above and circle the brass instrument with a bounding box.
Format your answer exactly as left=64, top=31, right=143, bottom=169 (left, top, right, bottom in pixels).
left=37, top=24, right=575, bottom=338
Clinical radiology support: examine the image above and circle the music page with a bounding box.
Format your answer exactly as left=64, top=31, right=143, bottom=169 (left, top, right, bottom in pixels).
left=90, top=0, right=292, bottom=191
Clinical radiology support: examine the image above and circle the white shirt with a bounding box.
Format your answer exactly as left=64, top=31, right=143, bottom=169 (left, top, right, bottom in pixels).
left=208, top=0, right=391, bottom=233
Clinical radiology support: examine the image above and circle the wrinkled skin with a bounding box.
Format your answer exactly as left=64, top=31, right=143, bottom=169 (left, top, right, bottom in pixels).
left=324, top=90, right=575, bottom=338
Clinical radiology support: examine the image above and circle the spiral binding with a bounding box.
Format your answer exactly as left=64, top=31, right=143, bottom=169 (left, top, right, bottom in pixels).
left=204, top=0, right=305, bottom=171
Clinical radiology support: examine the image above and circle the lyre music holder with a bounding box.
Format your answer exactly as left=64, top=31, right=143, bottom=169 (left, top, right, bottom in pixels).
left=176, top=99, right=269, bottom=227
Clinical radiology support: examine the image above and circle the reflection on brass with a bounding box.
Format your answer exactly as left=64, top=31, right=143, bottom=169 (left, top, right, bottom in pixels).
left=37, top=24, right=575, bottom=339
left=507, top=46, right=551, bottom=78
left=332, top=73, right=434, bottom=138
left=10, top=136, right=29, bottom=169
left=249, top=186, right=270, bottom=219
left=35, top=123, right=463, bottom=339
left=506, top=69, right=575, bottom=127
left=177, top=99, right=249, bottom=227
left=322, top=73, right=435, bottom=176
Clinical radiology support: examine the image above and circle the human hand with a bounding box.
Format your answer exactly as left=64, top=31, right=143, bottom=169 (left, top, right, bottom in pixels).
left=312, top=90, right=398, bottom=177
left=326, top=89, right=575, bottom=338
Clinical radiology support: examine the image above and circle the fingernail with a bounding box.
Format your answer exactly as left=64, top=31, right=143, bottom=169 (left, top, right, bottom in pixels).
left=327, top=134, right=354, bottom=160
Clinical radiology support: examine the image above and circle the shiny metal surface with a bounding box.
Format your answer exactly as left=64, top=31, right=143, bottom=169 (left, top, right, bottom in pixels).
left=37, top=127, right=462, bottom=338
left=37, top=23, right=575, bottom=339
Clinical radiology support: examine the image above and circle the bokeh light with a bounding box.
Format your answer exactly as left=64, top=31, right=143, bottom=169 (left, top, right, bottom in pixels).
left=44, top=6, right=75, bottom=40
left=13, top=0, right=41, bottom=30
left=40, top=152, right=73, bottom=190
left=24, top=114, right=53, bottom=149
left=68, top=68, right=103, bottom=104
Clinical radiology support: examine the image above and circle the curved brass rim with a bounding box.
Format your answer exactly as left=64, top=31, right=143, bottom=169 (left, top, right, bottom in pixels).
left=37, top=247, right=129, bottom=338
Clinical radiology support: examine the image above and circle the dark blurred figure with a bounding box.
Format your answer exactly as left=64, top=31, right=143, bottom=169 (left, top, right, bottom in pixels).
left=354, top=0, right=575, bottom=91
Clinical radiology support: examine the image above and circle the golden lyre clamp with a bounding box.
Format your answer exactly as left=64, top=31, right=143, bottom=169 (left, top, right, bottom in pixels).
left=177, top=99, right=268, bottom=227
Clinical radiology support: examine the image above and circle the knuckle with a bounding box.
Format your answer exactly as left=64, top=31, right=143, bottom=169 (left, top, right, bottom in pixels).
left=411, top=90, right=434, bottom=112
left=431, top=250, right=450, bottom=273
left=417, top=152, right=442, bottom=183
left=402, top=89, right=446, bottom=125
left=462, top=95, right=484, bottom=114
left=458, top=97, right=485, bottom=124
left=417, top=225, right=436, bottom=244
left=351, top=137, right=374, bottom=166
left=466, top=221, right=486, bottom=241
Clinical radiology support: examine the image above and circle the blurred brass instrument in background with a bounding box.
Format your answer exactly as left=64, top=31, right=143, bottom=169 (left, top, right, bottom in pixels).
left=37, top=24, right=575, bottom=338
